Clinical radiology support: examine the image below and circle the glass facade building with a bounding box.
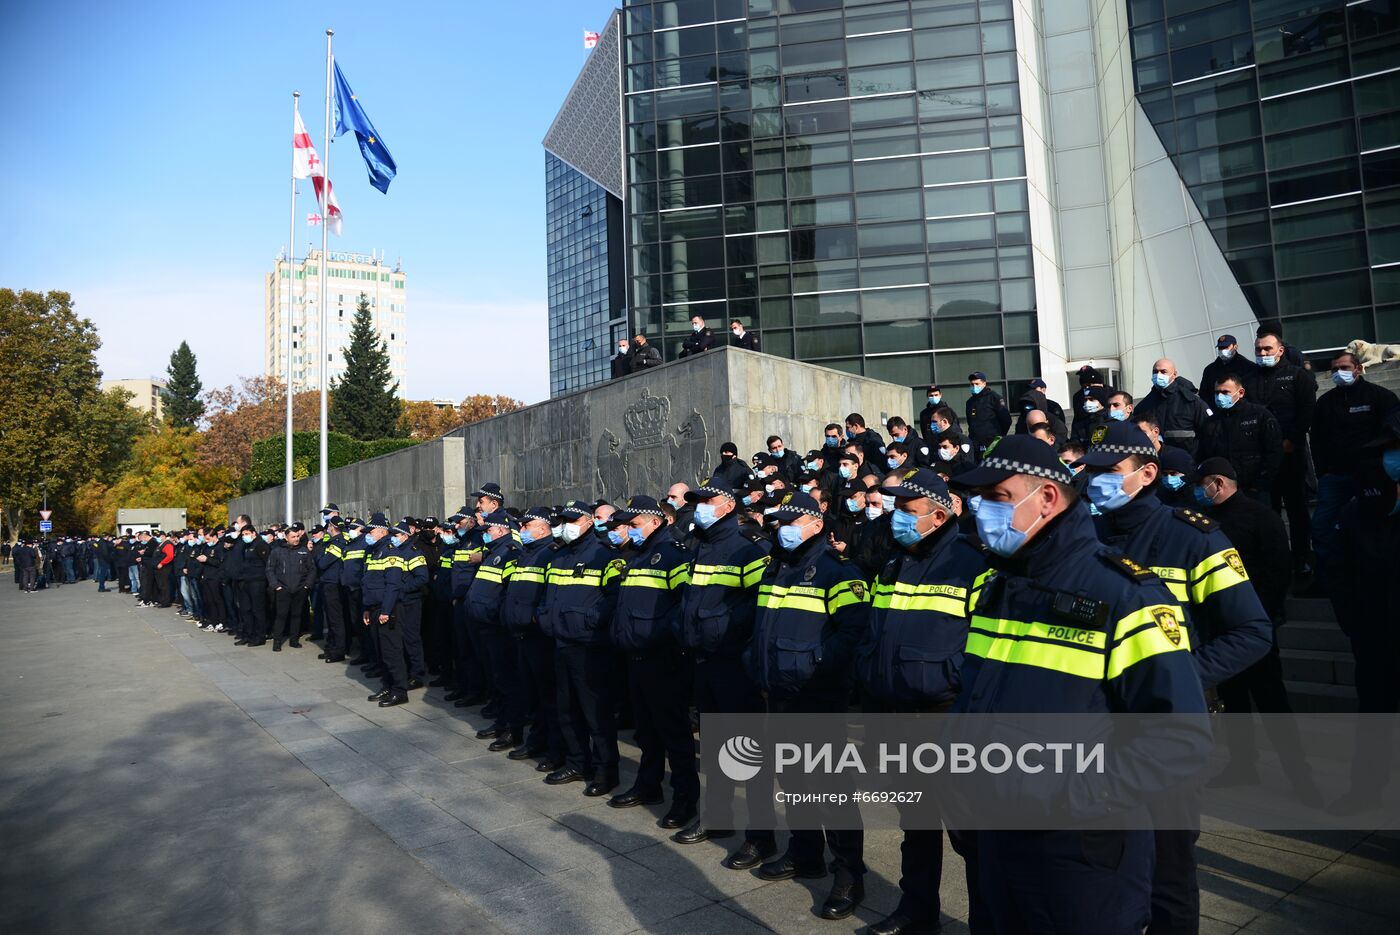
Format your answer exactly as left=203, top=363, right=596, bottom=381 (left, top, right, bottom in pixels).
left=623, top=0, right=1041, bottom=407
left=545, top=153, right=627, bottom=396
left=546, top=2, right=1396, bottom=403
left=1127, top=0, right=1400, bottom=355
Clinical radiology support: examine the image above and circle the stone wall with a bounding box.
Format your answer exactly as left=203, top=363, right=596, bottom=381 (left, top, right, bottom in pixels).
left=228, top=348, right=909, bottom=523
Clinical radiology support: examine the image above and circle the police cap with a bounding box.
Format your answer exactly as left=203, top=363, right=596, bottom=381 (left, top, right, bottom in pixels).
left=555, top=500, right=592, bottom=521
left=615, top=496, right=666, bottom=522
left=684, top=480, right=736, bottom=503
left=881, top=467, right=955, bottom=512
left=1195, top=457, right=1237, bottom=481
left=769, top=491, right=824, bottom=522
left=473, top=483, right=505, bottom=503
left=480, top=509, right=516, bottom=530
left=1073, top=421, right=1158, bottom=468
left=952, top=435, right=1075, bottom=488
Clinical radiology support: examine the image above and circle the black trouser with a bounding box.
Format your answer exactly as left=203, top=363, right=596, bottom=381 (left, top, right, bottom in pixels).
left=222, top=580, right=239, bottom=629
left=375, top=602, right=411, bottom=696
left=1149, top=828, right=1200, bottom=935
left=236, top=579, right=268, bottom=641
left=139, top=564, right=153, bottom=599
left=402, top=599, right=426, bottom=680
left=983, top=829, right=1153, bottom=935
left=117, top=565, right=131, bottom=592
left=480, top=625, right=526, bottom=733
left=519, top=629, right=564, bottom=760
left=200, top=578, right=224, bottom=627
left=694, top=652, right=775, bottom=844
left=627, top=645, right=699, bottom=807
left=153, top=566, right=172, bottom=606
left=320, top=582, right=346, bottom=657
left=1216, top=632, right=1309, bottom=774
left=272, top=588, right=308, bottom=644
left=20, top=568, right=36, bottom=591
left=1345, top=628, right=1400, bottom=797
left=768, top=688, right=865, bottom=881
left=555, top=642, right=619, bottom=782
left=1271, top=449, right=1311, bottom=566
left=347, top=587, right=375, bottom=664
left=450, top=601, right=484, bottom=693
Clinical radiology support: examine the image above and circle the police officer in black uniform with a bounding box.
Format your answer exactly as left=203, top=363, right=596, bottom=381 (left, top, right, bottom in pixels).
left=679, top=315, right=717, bottom=357
left=857, top=468, right=988, bottom=935
left=467, top=509, right=526, bottom=748
left=964, top=371, right=1011, bottom=457
left=501, top=506, right=566, bottom=771
left=606, top=496, right=700, bottom=827
left=949, top=435, right=1210, bottom=935
left=745, top=489, right=870, bottom=920
left=315, top=516, right=348, bottom=662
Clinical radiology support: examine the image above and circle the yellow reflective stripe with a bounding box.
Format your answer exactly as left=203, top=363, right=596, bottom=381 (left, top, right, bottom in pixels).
left=1190, top=560, right=1248, bottom=603
left=326, top=544, right=344, bottom=559
left=1150, top=565, right=1186, bottom=582
left=757, top=585, right=826, bottom=614
left=872, top=591, right=969, bottom=617
left=742, top=556, right=771, bottom=587
left=405, top=556, right=426, bottom=570
left=551, top=577, right=602, bottom=588
left=969, top=569, right=995, bottom=611
left=603, top=561, right=625, bottom=585
left=964, top=629, right=1105, bottom=681
left=511, top=568, right=545, bottom=583
left=827, top=580, right=868, bottom=613
left=1107, top=624, right=1191, bottom=680
left=343, top=549, right=365, bottom=561
left=624, top=567, right=671, bottom=579
left=691, top=565, right=742, bottom=587
left=547, top=568, right=604, bottom=583
left=668, top=565, right=689, bottom=588
left=970, top=616, right=1108, bottom=651
left=1111, top=604, right=1191, bottom=646
left=621, top=576, right=670, bottom=590
left=475, top=566, right=505, bottom=583
left=438, top=555, right=453, bottom=569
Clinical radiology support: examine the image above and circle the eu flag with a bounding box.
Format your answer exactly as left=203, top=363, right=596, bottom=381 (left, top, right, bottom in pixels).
left=333, top=62, right=397, bottom=194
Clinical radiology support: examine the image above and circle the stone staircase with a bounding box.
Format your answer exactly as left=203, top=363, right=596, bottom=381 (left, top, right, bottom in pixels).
left=1279, top=597, right=1357, bottom=712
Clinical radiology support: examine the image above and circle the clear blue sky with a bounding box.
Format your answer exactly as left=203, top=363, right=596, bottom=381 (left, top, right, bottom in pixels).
left=1, top=0, right=617, bottom=404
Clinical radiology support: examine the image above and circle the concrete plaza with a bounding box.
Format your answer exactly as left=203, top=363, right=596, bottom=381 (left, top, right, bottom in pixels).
left=1, top=580, right=1397, bottom=934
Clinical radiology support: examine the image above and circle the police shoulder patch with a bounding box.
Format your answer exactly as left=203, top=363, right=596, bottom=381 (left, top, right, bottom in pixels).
left=1153, top=605, right=1183, bottom=646
left=608, top=557, right=627, bottom=573
left=1171, top=508, right=1215, bottom=532
left=1101, top=552, right=1160, bottom=583
left=1223, top=549, right=1246, bottom=578
left=492, top=555, right=502, bottom=565
left=849, top=580, right=866, bottom=600
left=1091, top=425, right=1108, bottom=445
left=651, top=552, right=661, bottom=566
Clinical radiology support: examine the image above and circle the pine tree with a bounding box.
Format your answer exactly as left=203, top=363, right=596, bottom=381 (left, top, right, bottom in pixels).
left=329, top=293, right=401, bottom=439
left=162, top=340, right=205, bottom=428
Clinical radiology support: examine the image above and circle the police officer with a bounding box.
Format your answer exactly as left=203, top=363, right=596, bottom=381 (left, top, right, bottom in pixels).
left=1076, top=421, right=1272, bottom=935
left=1199, top=333, right=1258, bottom=399
left=948, top=435, right=1210, bottom=935
left=606, top=496, right=699, bottom=827
left=843, top=413, right=886, bottom=468
left=1197, top=375, right=1282, bottom=503
left=315, top=516, right=348, bottom=662
left=745, top=489, right=869, bottom=921
left=1135, top=359, right=1210, bottom=457
left=857, top=468, right=987, bottom=935
left=233, top=525, right=270, bottom=645
left=501, top=506, right=566, bottom=771
left=451, top=503, right=492, bottom=708
left=369, top=520, right=428, bottom=707
left=195, top=528, right=227, bottom=632
left=729, top=318, right=759, bottom=351
left=679, top=314, right=716, bottom=357
left=672, top=479, right=775, bottom=865
left=467, top=509, right=526, bottom=749
left=340, top=519, right=371, bottom=667
left=964, top=372, right=1011, bottom=457
left=539, top=500, right=625, bottom=796
left=358, top=515, right=393, bottom=685
left=428, top=519, right=461, bottom=686
left=611, top=337, right=634, bottom=379
left=1252, top=329, right=1317, bottom=578
left=885, top=418, right=930, bottom=466
left=711, top=441, right=753, bottom=490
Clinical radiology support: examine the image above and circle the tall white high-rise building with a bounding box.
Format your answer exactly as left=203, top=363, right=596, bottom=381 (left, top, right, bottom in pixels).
left=264, top=249, right=407, bottom=391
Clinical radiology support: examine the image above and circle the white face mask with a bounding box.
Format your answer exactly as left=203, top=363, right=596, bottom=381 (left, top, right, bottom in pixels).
left=560, top=522, right=582, bottom=543
left=937, top=447, right=956, bottom=461
left=864, top=505, right=882, bottom=520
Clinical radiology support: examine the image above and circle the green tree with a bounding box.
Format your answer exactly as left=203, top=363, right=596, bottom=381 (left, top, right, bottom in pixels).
left=329, top=292, right=401, bottom=440
left=162, top=340, right=205, bottom=428
left=0, top=289, right=108, bottom=540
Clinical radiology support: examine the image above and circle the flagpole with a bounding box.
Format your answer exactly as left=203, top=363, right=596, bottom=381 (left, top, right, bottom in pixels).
left=285, top=90, right=299, bottom=525
left=318, top=28, right=333, bottom=515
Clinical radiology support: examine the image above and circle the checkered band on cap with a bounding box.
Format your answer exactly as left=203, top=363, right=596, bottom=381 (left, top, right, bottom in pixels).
left=979, top=454, right=1074, bottom=482
left=775, top=503, right=824, bottom=520
left=891, top=478, right=955, bottom=513
left=1091, top=441, right=1156, bottom=457
left=523, top=510, right=552, bottom=523
left=622, top=506, right=665, bottom=518
left=693, top=484, right=735, bottom=500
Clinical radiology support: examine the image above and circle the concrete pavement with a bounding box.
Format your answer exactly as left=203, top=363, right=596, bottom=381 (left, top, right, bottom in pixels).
left=1, top=576, right=1396, bottom=934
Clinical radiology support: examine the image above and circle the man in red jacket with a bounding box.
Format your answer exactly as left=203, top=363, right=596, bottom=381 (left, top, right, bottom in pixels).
left=153, top=531, right=176, bottom=608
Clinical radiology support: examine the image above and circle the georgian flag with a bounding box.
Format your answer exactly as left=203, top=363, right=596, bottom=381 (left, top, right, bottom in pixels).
left=294, top=104, right=342, bottom=235
left=584, top=30, right=600, bottom=49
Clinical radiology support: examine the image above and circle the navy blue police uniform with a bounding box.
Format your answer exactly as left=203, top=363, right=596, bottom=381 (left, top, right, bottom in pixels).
left=501, top=507, right=567, bottom=768
left=466, top=510, right=526, bottom=745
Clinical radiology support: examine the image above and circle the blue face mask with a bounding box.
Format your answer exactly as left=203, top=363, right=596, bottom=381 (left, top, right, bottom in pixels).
left=930, top=423, right=944, bottom=434
left=974, top=487, right=1041, bottom=557
left=886, top=457, right=901, bottom=470
left=845, top=498, right=860, bottom=513
left=1087, top=468, right=1144, bottom=512
left=694, top=502, right=720, bottom=528
left=1152, top=373, right=1170, bottom=389
left=839, top=465, right=854, bottom=480
left=440, top=533, right=458, bottom=545
left=626, top=526, right=647, bottom=547
left=363, top=533, right=379, bottom=546
left=241, top=535, right=255, bottom=544
left=777, top=524, right=805, bottom=551
left=1217, top=347, right=1234, bottom=361
left=1383, top=449, right=1400, bottom=482
left=1215, top=392, right=1236, bottom=410
left=928, top=395, right=941, bottom=406
left=824, top=436, right=840, bottom=448
left=805, top=460, right=820, bottom=472
left=593, top=520, right=606, bottom=531
left=968, top=495, right=982, bottom=515
left=1083, top=400, right=1103, bottom=414
left=771, top=446, right=784, bottom=458
left=607, top=529, right=626, bottom=546
left=520, top=528, right=536, bottom=544
left=1163, top=474, right=1186, bottom=491
left=970, top=384, right=984, bottom=395
left=1192, top=485, right=1214, bottom=508
left=1332, top=370, right=1357, bottom=387
left=390, top=535, right=405, bottom=548
left=801, top=484, right=816, bottom=494
left=891, top=508, right=923, bottom=547
left=1258, top=354, right=1278, bottom=368
left=481, top=531, right=493, bottom=544
left=1108, top=409, right=1127, bottom=421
